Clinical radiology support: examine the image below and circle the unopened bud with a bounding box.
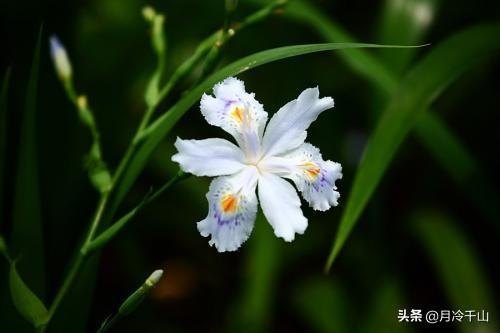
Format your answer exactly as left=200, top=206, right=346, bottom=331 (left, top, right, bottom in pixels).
left=49, top=35, right=72, bottom=81
left=142, top=6, right=156, bottom=21
left=118, top=269, right=164, bottom=316
left=145, top=269, right=163, bottom=287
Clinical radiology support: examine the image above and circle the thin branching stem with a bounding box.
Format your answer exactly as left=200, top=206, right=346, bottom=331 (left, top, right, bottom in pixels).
left=44, top=2, right=287, bottom=329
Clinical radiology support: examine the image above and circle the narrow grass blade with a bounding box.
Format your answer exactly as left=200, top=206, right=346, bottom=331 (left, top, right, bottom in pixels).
left=9, top=262, right=49, bottom=328
left=0, top=68, right=11, bottom=223
left=325, top=24, right=500, bottom=271
left=10, top=27, right=46, bottom=297
left=280, top=0, right=399, bottom=93
left=113, top=42, right=422, bottom=211
left=268, top=0, right=500, bottom=261
left=283, top=0, right=492, bottom=212
left=412, top=210, right=497, bottom=332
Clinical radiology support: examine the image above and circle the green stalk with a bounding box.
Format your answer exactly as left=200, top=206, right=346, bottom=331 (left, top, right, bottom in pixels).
left=44, top=2, right=290, bottom=328
left=46, top=193, right=109, bottom=321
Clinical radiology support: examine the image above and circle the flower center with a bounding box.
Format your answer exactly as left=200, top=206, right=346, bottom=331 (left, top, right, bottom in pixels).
left=300, top=161, right=321, bottom=180
left=220, top=194, right=239, bottom=213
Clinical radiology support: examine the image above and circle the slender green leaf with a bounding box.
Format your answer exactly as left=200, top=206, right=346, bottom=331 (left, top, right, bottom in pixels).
left=282, top=0, right=493, bottom=216
left=9, top=262, right=49, bottom=327
left=278, top=0, right=398, bottom=93
left=270, top=0, right=498, bottom=226
left=0, top=68, right=11, bottom=223
left=326, top=24, right=500, bottom=271
left=113, top=42, right=422, bottom=212
left=375, top=0, right=497, bottom=225
left=271, top=0, right=500, bottom=262
left=412, top=210, right=497, bottom=332
left=10, top=27, right=45, bottom=297
left=280, top=0, right=488, bottom=187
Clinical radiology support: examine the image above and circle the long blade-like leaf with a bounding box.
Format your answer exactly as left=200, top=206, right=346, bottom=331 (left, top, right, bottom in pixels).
left=412, top=210, right=497, bottom=332
left=0, top=68, right=11, bottom=222
left=280, top=0, right=497, bottom=221
left=113, top=42, right=421, bottom=212
left=9, top=262, right=49, bottom=328
left=11, top=27, right=45, bottom=297
left=325, top=24, right=500, bottom=271
left=264, top=0, right=499, bottom=260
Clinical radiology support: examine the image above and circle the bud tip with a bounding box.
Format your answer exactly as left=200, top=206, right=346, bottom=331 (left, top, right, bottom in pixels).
left=145, top=269, right=163, bottom=287
left=49, top=34, right=72, bottom=80
left=142, top=6, right=156, bottom=21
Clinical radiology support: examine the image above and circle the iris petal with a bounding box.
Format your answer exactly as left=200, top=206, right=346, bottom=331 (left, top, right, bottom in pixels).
left=262, top=87, right=334, bottom=157
left=258, top=173, right=308, bottom=241
left=172, top=137, right=246, bottom=177
left=197, top=167, right=259, bottom=252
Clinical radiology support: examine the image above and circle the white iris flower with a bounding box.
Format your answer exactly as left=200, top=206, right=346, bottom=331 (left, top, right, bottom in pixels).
left=172, top=77, right=342, bottom=252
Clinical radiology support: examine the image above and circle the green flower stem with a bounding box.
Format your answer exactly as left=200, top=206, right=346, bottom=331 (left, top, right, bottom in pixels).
left=148, top=170, right=188, bottom=203
left=61, top=77, right=111, bottom=193
left=83, top=171, right=188, bottom=255
left=136, top=33, right=216, bottom=136
left=198, top=0, right=288, bottom=82
left=138, top=0, right=288, bottom=135
left=97, top=270, right=163, bottom=333
left=45, top=1, right=284, bottom=328
left=46, top=193, right=109, bottom=322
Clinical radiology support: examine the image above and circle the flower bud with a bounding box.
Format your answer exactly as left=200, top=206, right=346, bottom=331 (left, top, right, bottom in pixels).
left=49, top=36, right=72, bottom=82
left=118, top=269, right=164, bottom=316
left=142, top=6, right=156, bottom=22
left=145, top=269, right=163, bottom=287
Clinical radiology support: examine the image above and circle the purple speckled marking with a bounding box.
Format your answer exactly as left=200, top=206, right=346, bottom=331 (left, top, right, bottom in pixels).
left=213, top=204, right=241, bottom=226
left=311, top=168, right=332, bottom=192
left=224, top=99, right=237, bottom=108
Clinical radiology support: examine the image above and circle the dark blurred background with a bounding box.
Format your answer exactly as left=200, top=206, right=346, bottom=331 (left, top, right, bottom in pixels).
left=1, top=0, right=499, bottom=332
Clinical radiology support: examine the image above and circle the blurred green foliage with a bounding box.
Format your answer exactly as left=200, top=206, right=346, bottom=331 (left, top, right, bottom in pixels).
left=0, top=0, right=499, bottom=332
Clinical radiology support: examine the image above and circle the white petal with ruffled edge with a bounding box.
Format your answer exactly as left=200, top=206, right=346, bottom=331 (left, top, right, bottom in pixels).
left=257, top=173, right=308, bottom=241
left=172, top=137, right=246, bottom=177
left=197, top=167, right=259, bottom=252
left=200, top=77, right=267, bottom=161
left=262, top=87, right=334, bottom=157
left=260, top=143, right=342, bottom=211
